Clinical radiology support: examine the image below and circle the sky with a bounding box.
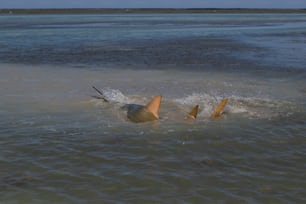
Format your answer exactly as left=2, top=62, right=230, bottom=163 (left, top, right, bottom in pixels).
left=1, top=0, right=306, bottom=9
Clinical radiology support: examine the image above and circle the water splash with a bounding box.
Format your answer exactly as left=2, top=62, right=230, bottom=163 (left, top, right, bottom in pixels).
left=100, top=87, right=129, bottom=103
left=91, top=89, right=303, bottom=121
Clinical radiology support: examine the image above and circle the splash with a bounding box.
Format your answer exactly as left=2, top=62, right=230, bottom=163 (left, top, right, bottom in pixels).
left=174, top=93, right=230, bottom=117
left=100, top=87, right=130, bottom=104
left=174, top=93, right=302, bottom=119
left=90, top=86, right=304, bottom=122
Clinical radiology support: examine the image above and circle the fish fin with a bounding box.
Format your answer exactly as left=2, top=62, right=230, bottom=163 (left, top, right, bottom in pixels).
left=92, top=86, right=109, bottom=102
left=186, top=105, right=199, bottom=120
left=211, top=98, right=228, bottom=118
left=145, top=95, right=162, bottom=119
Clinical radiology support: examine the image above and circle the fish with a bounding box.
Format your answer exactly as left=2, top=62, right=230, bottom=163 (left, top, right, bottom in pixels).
left=185, top=105, right=199, bottom=120
left=210, top=98, right=228, bottom=119
left=123, top=95, right=162, bottom=123
left=92, top=86, right=228, bottom=123
left=92, top=86, right=162, bottom=123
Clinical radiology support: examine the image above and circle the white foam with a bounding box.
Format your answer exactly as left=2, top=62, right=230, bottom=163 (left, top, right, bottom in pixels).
left=174, top=93, right=230, bottom=117
left=101, top=87, right=129, bottom=103
left=171, top=92, right=303, bottom=119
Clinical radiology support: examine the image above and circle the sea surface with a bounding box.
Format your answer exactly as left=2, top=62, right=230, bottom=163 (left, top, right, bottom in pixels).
left=0, top=13, right=306, bottom=203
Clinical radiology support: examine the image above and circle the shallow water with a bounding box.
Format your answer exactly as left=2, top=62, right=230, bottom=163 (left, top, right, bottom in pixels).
left=1, top=13, right=306, bottom=203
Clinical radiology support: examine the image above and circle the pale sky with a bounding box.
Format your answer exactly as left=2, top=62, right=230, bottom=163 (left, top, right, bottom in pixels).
left=1, top=0, right=306, bottom=9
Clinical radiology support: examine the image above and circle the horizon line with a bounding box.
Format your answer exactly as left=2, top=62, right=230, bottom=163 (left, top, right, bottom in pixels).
left=1, top=8, right=306, bottom=14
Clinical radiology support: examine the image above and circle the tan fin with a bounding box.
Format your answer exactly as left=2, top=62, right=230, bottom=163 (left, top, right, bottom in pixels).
left=145, top=95, right=162, bottom=119
left=186, top=105, right=199, bottom=120
left=210, top=98, right=228, bottom=119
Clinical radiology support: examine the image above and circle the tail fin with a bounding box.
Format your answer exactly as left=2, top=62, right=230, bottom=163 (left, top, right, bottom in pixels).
left=186, top=105, right=199, bottom=120
left=145, top=95, right=162, bottom=119
left=92, top=86, right=109, bottom=102
left=211, top=98, right=228, bottom=119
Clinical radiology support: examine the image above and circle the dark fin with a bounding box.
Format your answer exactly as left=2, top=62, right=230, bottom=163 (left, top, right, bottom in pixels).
left=92, top=86, right=109, bottom=102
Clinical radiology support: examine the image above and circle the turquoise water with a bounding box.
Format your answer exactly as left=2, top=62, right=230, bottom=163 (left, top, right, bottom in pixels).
left=0, top=14, right=306, bottom=203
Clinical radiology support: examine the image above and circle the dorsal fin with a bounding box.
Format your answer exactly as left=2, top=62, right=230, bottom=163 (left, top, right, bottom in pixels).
left=145, top=95, right=162, bottom=119
left=211, top=98, right=228, bottom=118
left=186, top=105, right=199, bottom=120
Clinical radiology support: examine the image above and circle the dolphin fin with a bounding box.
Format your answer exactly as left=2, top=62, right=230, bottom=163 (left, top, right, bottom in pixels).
left=210, top=98, right=228, bottom=118
left=145, top=95, right=162, bottom=119
left=186, top=105, right=199, bottom=120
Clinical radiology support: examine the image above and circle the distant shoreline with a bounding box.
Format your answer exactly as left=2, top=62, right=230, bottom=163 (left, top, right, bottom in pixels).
left=1, top=8, right=306, bottom=15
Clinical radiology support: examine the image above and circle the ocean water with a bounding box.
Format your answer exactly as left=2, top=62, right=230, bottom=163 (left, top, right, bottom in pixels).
left=0, top=13, right=306, bottom=203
